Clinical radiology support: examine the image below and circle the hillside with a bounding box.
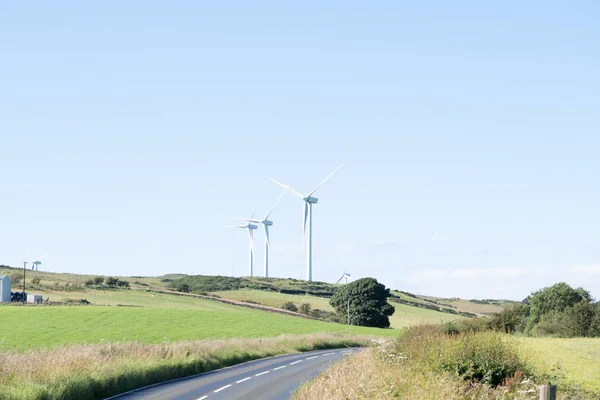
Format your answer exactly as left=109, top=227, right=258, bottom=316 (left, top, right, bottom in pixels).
left=0, top=266, right=513, bottom=330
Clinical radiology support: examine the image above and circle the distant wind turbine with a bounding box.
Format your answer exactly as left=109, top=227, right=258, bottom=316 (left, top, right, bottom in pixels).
left=231, top=190, right=286, bottom=278
left=271, top=164, right=344, bottom=281
left=226, top=214, right=258, bottom=277
left=336, top=270, right=351, bottom=284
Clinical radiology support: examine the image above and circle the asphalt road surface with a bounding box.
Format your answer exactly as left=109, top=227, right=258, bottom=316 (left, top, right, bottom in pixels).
left=107, top=348, right=359, bottom=400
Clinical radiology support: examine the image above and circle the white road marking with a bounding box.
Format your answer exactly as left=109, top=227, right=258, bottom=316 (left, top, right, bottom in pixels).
left=255, top=371, right=269, bottom=377
left=341, top=351, right=354, bottom=354
left=198, top=396, right=208, bottom=400
left=306, top=356, right=319, bottom=360
left=290, top=360, right=302, bottom=365
left=322, top=352, right=336, bottom=356
left=273, top=366, right=286, bottom=371
left=236, top=377, right=251, bottom=383
left=214, top=384, right=231, bottom=393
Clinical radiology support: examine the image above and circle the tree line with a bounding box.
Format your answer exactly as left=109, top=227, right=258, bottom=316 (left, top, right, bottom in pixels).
left=458, top=282, right=600, bottom=338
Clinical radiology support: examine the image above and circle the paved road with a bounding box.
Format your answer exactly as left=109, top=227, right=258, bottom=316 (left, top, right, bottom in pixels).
left=107, top=348, right=359, bottom=400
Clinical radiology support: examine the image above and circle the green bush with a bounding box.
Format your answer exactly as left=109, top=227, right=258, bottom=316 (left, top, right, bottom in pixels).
left=397, top=325, right=527, bottom=386
left=281, top=302, right=298, bottom=312
left=299, top=303, right=311, bottom=315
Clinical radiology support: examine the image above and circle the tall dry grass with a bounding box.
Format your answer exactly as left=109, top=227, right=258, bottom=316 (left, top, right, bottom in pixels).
left=294, top=325, right=592, bottom=400
left=0, top=333, right=371, bottom=400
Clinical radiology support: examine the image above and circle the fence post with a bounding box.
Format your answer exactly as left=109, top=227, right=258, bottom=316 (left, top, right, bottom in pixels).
left=540, top=385, right=556, bottom=400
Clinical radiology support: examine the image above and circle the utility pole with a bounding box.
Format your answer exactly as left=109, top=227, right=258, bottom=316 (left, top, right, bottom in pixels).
left=347, top=295, right=350, bottom=325
left=22, top=261, right=27, bottom=304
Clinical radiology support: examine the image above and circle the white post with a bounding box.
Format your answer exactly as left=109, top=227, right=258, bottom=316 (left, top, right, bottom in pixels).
left=264, top=239, right=269, bottom=278
left=249, top=243, right=253, bottom=277
left=247, top=228, right=254, bottom=277
left=306, top=203, right=313, bottom=281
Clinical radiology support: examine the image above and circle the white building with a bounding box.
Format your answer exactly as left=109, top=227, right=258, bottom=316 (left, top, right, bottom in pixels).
left=27, top=294, right=43, bottom=304
left=0, top=275, right=11, bottom=303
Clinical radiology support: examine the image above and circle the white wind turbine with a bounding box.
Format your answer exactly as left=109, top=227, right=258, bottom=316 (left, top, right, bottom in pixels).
left=231, top=190, right=286, bottom=278
left=271, top=164, right=343, bottom=282
left=225, top=214, right=258, bottom=277
left=336, top=270, right=351, bottom=284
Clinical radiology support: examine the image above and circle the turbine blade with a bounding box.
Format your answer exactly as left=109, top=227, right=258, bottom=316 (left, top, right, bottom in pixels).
left=270, top=178, right=304, bottom=198
left=33, top=254, right=48, bottom=262
left=302, top=201, right=308, bottom=244
left=230, top=217, right=262, bottom=223
left=308, top=164, right=344, bottom=197
left=250, top=209, right=256, bottom=219
left=264, top=225, right=271, bottom=248
left=225, top=225, right=247, bottom=228
left=264, top=188, right=287, bottom=220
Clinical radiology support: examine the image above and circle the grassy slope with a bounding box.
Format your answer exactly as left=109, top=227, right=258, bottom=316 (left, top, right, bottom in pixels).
left=517, top=337, right=600, bottom=393
left=211, top=289, right=466, bottom=329
left=0, top=303, right=397, bottom=352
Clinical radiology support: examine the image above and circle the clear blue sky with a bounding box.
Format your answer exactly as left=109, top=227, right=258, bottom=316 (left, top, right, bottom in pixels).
left=1, top=1, right=599, bottom=300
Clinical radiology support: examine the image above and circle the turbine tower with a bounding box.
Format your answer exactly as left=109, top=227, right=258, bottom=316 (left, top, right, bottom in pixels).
left=31, top=254, right=47, bottom=271
left=226, top=217, right=258, bottom=277
left=231, top=190, right=286, bottom=278
left=336, top=270, right=351, bottom=284
left=271, top=164, right=343, bottom=282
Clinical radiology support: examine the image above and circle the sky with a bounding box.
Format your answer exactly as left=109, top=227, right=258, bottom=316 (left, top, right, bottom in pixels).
left=1, top=1, right=599, bottom=301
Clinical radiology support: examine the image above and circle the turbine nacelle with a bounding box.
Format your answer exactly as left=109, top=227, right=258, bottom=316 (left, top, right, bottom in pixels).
left=247, top=224, right=258, bottom=230
left=303, top=196, right=318, bottom=204
left=262, top=219, right=273, bottom=226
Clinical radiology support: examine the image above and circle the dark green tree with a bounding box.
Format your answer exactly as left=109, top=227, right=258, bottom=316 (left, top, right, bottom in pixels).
left=329, top=277, right=395, bottom=328
left=93, top=276, right=104, bottom=285
left=525, top=282, right=592, bottom=333
left=489, top=303, right=528, bottom=333
left=105, top=277, right=119, bottom=287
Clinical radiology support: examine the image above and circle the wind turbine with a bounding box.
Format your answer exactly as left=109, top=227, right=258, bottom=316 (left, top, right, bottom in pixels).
left=226, top=215, right=258, bottom=277
left=336, top=270, right=351, bottom=284
left=31, top=254, right=47, bottom=271
left=231, top=190, right=286, bottom=278
left=271, top=164, right=344, bottom=282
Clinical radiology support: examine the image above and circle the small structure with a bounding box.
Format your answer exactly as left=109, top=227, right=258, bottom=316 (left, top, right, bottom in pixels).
left=26, top=294, right=43, bottom=304
left=0, top=275, right=11, bottom=303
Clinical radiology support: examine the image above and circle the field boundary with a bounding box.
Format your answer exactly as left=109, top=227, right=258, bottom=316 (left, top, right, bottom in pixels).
left=141, top=288, right=325, bottom=321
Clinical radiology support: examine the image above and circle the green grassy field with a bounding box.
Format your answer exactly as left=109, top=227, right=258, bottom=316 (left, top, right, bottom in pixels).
left=517, top=336, right=600, bottom=394
left=0, top=304, right=398, bottom=352
left=211, top=289, right=465, bottom=329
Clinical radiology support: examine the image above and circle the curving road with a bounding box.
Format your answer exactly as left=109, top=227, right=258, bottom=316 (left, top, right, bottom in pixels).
left=106, top=348, right=359, bottom=400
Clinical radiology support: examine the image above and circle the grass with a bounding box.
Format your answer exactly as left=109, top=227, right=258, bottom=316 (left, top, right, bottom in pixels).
left=0, top=333, right=372, bottom=400
left=0, top=304, right=397, bottom=352
left=294, top=325, right=597, bottom=400
left=212, top=289, right=466, bottom=329
left=516, top=336, right=600, bottom=394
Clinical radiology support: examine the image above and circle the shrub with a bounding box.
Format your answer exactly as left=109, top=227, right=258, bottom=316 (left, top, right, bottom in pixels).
left=396, top=325, right=527, bottom=386
left=105, top=277, right=119, bottom=287
left=32, top=276, right=42, bottom=285
left=299, top=303, right=311, bottom=315
left=93, top=277, right=104, bottom=285
left=281, top=302, right=298, bottom=312
left=10, top=273, right=22, bottom=284
left=85, top=279, right=94, bottom=287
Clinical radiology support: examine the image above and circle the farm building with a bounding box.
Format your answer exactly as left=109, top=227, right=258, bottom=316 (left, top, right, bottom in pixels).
left=27, top=294, right=43, bottom=304
left=0, top=275, right=11, bottom=303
